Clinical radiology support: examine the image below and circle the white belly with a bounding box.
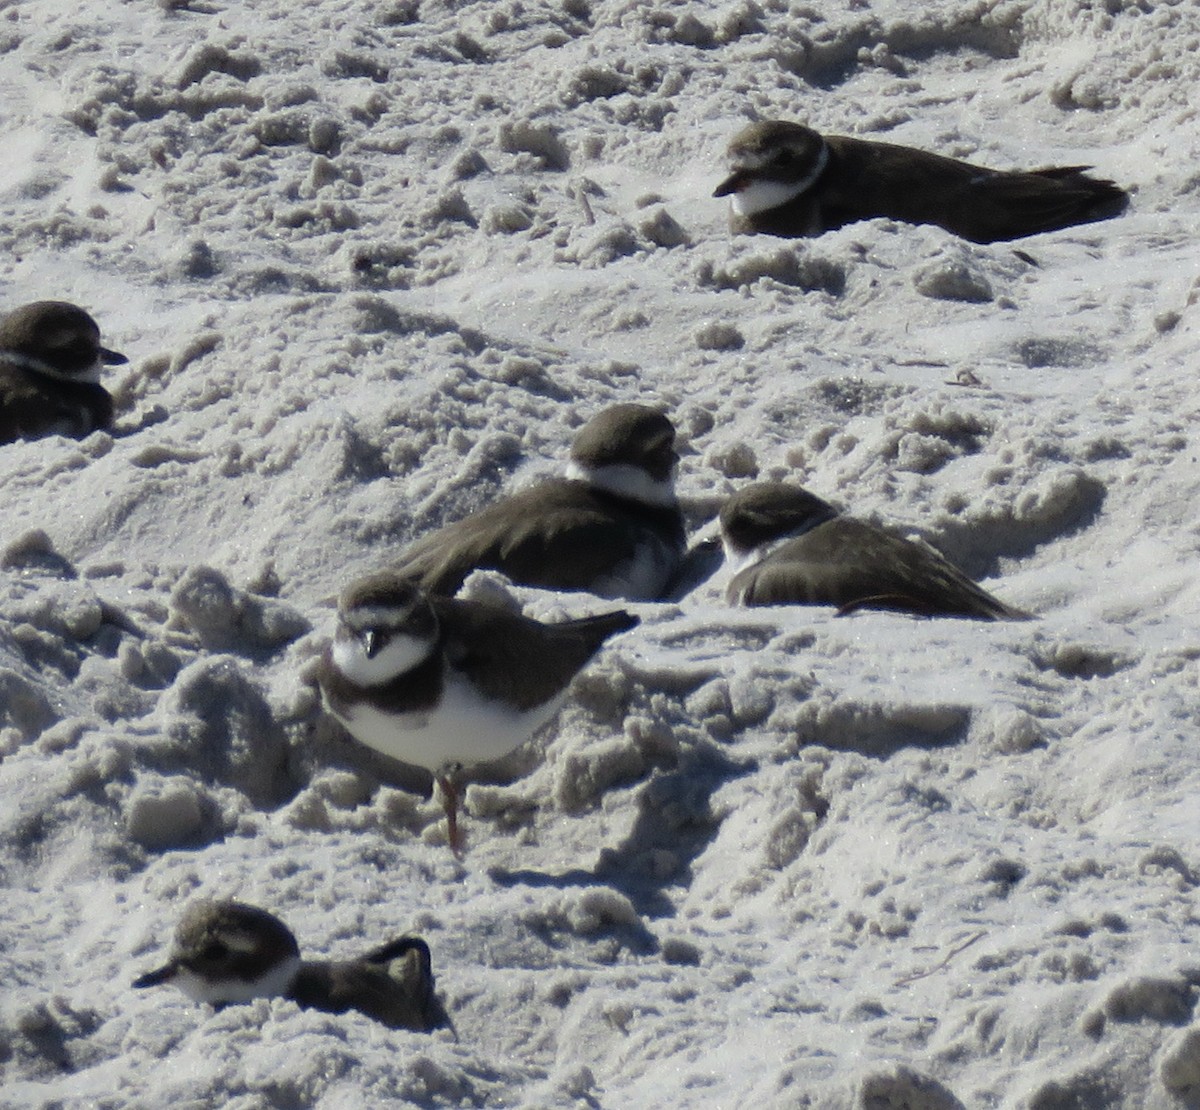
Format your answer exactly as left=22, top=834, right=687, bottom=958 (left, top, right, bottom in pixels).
left=174, top=955, right=301, bottom=1006
left=591, top=536, right=676, bottom=601
left=333, top=673, right=565, bottom=773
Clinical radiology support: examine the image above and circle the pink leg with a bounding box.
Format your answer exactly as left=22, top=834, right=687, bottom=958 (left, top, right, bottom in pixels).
left=437, top=773, right=465, bottom=857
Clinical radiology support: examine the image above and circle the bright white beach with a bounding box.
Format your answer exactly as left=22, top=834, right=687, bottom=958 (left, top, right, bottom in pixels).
left=2, top=1, right=1199, bottom=1106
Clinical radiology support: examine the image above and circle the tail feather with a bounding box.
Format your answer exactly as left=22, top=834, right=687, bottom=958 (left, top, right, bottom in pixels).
left=560, top=609, right=640, bottom=640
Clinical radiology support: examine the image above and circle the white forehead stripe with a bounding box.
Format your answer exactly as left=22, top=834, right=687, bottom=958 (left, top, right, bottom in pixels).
left=730, top=148, right=771, bottom=172
left=344, top=604, right=410, bottom=628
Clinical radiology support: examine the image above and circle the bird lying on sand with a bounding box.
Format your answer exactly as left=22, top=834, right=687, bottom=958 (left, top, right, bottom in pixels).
left=393, top=403, right=685, bottom=602
left=132, top=899, right=441, bottom=1031
left=714, top=120, right=1128, bottom=244
left=720, top=482, right=1030, bottom=620
left=0, top=300, right=127, bottom=444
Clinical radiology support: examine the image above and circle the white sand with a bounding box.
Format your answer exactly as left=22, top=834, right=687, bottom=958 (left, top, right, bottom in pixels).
left=2, top=0, right=1199, bottom=1106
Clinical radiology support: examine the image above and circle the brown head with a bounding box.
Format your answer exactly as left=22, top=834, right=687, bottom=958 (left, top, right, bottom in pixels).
left=0, top=301, right=127, bottom=380
left=570, top=404, right=678, bottom=484
left=720, top=482, right=840, bottom=556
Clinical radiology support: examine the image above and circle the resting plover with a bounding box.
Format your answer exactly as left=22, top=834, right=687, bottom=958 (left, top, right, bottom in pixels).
left=0, top=300, right=127, bottom=444
left=318, top=571, right=638, bottom=853
left=132, top=899, right=440, bottom=1031
left=394, top=403, right=685, bottom=601
left=713, top=121, right=1128, bottom=244
left=720, top=482, right=1029, bottom=620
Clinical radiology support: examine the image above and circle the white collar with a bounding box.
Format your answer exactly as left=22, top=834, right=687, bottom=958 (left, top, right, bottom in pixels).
left=729, top=144, right=829, bottom=217
left=0, top=349, right=103, bottom=384
left=566, top=460, right=677, bottom=509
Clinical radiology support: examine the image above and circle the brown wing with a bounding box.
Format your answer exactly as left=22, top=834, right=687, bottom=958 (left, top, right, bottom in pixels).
left=291, top=947, right=435, bottom=1031
left=813, top=137, right=985, bottom=235
left=817, top=137, right=1126, bottom=244
left=0, top=367, right=112, bottom=443
left=730, top=518, right=1028, bottom=621
left=394, top=482, right=651, bottom=596
left=434, top=598, right=638, bottom=709
left=962, top=167, right=1128, bottom=241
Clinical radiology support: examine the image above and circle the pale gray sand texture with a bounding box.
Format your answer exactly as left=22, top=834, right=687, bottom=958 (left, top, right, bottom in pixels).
left=2, top=0, right=1200, bottom=1107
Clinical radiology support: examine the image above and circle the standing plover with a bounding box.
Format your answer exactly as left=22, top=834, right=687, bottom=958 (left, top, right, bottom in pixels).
left=394, top=404, right=685, bottom=601
left=132, top=899, right=440, bottom=1031
left=720, top=482, right=1029, bottom=620
left=318, top=571, right=638, bottom=852
left=713, top=121, right=1127, bottom=244
left=0, top=301, right=127, bottom=444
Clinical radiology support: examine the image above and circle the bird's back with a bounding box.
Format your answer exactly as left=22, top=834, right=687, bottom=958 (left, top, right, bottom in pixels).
left=435, top=598, right=638, bottom=710
left=394, top=480, right=682, bottom=600
left=732, top=518, right=1028, bottom=620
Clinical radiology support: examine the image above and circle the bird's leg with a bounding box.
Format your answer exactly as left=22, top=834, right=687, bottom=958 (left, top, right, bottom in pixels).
left=436, top=763, right=465, bottom=857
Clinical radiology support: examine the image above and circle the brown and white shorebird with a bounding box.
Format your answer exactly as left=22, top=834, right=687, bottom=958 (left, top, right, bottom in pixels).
left=318, top=572, right=638, bottom=853
left=132, top=900, right=440, bottom=1031
left=720, top=482, right=1029, bottom=620
left=0, top=301, right=127, bottom=444
left=393, top=403, right=685, bottom=602
left=713, top=121, right=1128, bottom=244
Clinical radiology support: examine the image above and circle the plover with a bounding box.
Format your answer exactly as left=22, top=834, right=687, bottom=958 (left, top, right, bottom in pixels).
left=720, top=482, right=1029, bottom=620
left=318, top=571, right=638, bottom=852
left=713, top=121, right=1128, bottom=244
left=0, top=301, right=127, bottom=444
left=132, top=899, right=440, bottom=1031
left=394, top=403, right=685, bottom=601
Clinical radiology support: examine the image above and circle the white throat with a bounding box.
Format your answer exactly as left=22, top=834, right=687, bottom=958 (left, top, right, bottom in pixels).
left=0, top=349, right=104, bottom=384
left=722, top=517, right=829, bottom=574
left=722, top=538, right=765, bottom=576
left=174, top=954, right=302, bottom=1006
left=567, top=461, right=677, bottom=509
left=333, top=630, right=432, bottom=686
left=729, top=145, right=829, bottom=217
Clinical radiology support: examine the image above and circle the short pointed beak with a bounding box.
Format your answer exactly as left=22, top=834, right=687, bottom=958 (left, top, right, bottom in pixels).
left=101, top=346, right=128, bottom=366
left=132, top=963, right=177, bottom=989
left=362, top=630, right=381, bottom=659
left=713, top=170, right=751, bottom=198
left=645, top=438, right=679, bottom=482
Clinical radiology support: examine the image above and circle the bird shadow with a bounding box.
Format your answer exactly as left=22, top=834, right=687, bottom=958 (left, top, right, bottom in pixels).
left=488, top=742, right=753, bottom=930
left=664, top=537, right=723, bottom=602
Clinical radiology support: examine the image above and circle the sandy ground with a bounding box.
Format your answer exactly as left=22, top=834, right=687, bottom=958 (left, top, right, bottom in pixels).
left=2, top=0, right=1200, bottom=1106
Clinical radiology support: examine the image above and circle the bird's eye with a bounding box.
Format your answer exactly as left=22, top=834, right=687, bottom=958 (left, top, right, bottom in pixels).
left=199, top=940, right=228, bottom=961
